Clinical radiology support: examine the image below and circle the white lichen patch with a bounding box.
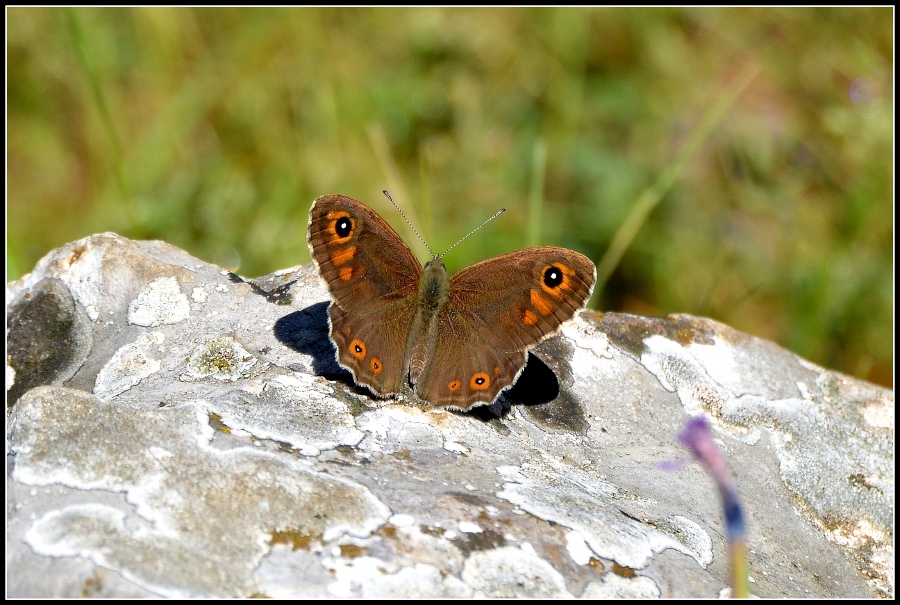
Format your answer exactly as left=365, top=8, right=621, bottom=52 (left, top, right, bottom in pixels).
left=388, top=514, right=416, bottom=527
left=641, top=334, right=774, bottom=420
left=458, top=521, right=482, bottom=534
left=640, top=335, right=719, bottom=411
left=562, top=317, right=613, bottom=360
left=565, top=530, right=594, bottom=566
left=203, top=374, right=365, bottom=456
left=684, top=336, right=739, bottom=389
left=94, top=332, right=164, bottom=398
left=861, top=394, right=893, bottom=429
left=443, top=441, right=470, bottom=455
left=656, top=515, right=713, bottom=567
left=497, top=461, right=709, bottom=569
left=186, top=337, right=257, bottom=382
left=61, top=240, right=109, bottom=306
left=581, top=573, right=661, bottom=599
left=7, top=360, right=16, bottom=391
left=461, top=546, right=573, bottom=598
left=821, top=517, right=888, bottom=550
left=324, top=557, right=473, bottom=599
left=272, top=265, right=303, bottom=277
left=866, top=544, right=894, bottom=597
left=24, top=504, right=188, bottom=596
left=557, top=322, right=618, bottom=403
left=25, top=504, right=130, bottom=569
left=355, top=406, right=446, bottom=453
left=190, top=287, right=208, bottom=304
left=128, top=276, right=190, bottom=327
left=640, top=336, right=685, bottom=392
left=9, top=387, right=390, bottom=597
left=255, top=547, right=335, bottom=599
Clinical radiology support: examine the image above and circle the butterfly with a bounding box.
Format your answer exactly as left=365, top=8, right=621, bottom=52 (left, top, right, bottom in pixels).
left=307, top=194, right=596, bottom=411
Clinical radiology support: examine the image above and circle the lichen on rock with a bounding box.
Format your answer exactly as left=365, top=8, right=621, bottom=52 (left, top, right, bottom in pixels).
left=5, top=234, right=893, bottom=598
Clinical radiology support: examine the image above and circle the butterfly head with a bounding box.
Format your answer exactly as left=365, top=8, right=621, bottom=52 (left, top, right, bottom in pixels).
left=423, top=254, right=446, bottom=272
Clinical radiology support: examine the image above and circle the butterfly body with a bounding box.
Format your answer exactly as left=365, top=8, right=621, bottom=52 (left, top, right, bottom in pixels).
left=308, top=194, right=596, bottom=411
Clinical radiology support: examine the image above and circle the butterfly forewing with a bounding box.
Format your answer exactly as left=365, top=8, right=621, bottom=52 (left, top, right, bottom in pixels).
left=308, top=194, right=422, bottom=314
left=446, top=247, right=595, bottom=350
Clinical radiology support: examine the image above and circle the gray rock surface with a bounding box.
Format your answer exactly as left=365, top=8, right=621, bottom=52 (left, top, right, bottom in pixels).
left=6, top=233, right=893, bottom=598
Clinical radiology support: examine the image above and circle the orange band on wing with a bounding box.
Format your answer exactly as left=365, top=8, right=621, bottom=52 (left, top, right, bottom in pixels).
left=330, top=246, right=356, bottom=266
left=530, top=289, right=554, bottom=316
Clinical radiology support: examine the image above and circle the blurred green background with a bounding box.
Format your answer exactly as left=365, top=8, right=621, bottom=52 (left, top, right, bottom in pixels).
left=7, top=8, right=893, bottom=387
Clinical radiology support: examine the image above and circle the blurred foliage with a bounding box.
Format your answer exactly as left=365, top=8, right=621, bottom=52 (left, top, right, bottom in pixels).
left=7, top=7, right=893, bottom=387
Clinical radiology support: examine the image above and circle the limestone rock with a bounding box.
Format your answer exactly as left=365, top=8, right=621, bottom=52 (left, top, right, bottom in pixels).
left=6, top=233, right=893, bottom=598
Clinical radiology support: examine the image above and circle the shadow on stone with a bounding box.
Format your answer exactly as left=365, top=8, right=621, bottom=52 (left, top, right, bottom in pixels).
left=275, top=303, right=341, bottom=376
left=6, top=279, right=93, bottom=408
left=505, top=354, right=560, bottom=405
left=275, top=303, right=368, bottom=396
left=468, top=354, right=563, bottom=421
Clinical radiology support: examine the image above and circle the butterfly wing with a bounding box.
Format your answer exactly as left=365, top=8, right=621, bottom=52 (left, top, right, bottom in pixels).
left=307, top=194, right=423, bottom=396
left=413, top=247, right=596, bottom=409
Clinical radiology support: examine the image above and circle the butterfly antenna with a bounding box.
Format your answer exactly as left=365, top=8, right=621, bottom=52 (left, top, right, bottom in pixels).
left=383, top=190, right=435, bottom=257
left=438, top=208, right=506, bottom=260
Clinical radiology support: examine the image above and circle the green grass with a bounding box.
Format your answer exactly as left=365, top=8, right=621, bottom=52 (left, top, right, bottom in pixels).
left=7, top=7, right=893, bottom=387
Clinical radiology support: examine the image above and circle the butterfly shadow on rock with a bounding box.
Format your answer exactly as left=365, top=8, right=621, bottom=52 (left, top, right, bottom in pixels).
left=275, top=302, right=587, bottom=427
left=274, top=302, right=366, bottom=397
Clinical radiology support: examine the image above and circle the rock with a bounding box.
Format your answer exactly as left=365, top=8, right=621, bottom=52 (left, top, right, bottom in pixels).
left=6, top=233, right=893, bottom=598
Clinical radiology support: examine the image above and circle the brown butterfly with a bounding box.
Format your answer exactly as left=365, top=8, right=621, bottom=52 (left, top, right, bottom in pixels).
left=307, top=194, right=596, bottom=411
